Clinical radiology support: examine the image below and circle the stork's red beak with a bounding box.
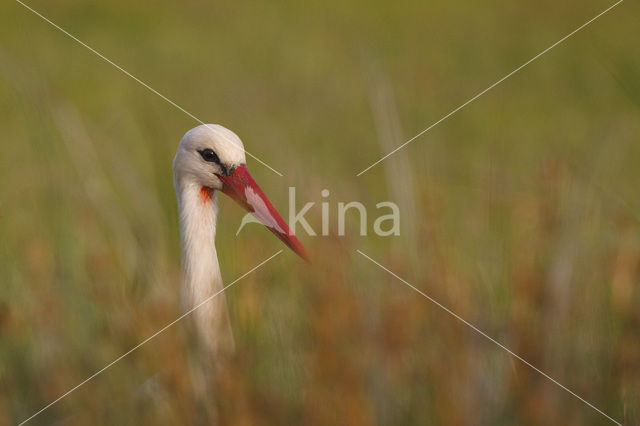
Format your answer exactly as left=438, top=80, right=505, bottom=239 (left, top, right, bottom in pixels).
left=219, top=165, right=310, bottom=263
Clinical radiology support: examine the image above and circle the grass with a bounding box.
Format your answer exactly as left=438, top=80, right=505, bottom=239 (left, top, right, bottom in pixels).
left=1, top=0, right=639, bottom=424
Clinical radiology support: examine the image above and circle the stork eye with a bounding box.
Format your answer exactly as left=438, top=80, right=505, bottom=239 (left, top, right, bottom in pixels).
left=198, top=149, right=220, bottom=163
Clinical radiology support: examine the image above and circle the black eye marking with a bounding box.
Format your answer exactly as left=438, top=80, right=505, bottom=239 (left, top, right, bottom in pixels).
left=198, top=148, right=220, bottom=164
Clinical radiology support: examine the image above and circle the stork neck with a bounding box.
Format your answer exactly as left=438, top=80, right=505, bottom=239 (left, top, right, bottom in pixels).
left=175, top=177, right=234, bottom=358
left=176, top=179, right=220, bottom=292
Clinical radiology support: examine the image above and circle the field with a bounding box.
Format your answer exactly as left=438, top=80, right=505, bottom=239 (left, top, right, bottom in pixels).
left=1, top=0, right=639, bottom=424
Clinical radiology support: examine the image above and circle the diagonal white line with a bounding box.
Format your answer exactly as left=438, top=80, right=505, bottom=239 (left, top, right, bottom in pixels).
left=15, top=0, right=284, bottom=177
left=18, top=250, right=282, bottom=426
left=356, top=0, right=624, bottom=176
left=357, top=249, right=622, bottom=425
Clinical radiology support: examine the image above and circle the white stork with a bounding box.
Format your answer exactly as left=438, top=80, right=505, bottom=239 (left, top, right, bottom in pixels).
left=172, top=124, right=309, bottom=365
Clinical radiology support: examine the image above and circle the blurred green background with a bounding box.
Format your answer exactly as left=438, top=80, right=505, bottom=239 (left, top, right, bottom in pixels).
left=1, top=0, right=639, bottom=424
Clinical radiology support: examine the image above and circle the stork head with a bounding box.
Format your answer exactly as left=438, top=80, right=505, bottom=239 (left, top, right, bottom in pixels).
left=174, top=124, right=309, bottom=262
left=173, top=124, right=246, bottom=189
